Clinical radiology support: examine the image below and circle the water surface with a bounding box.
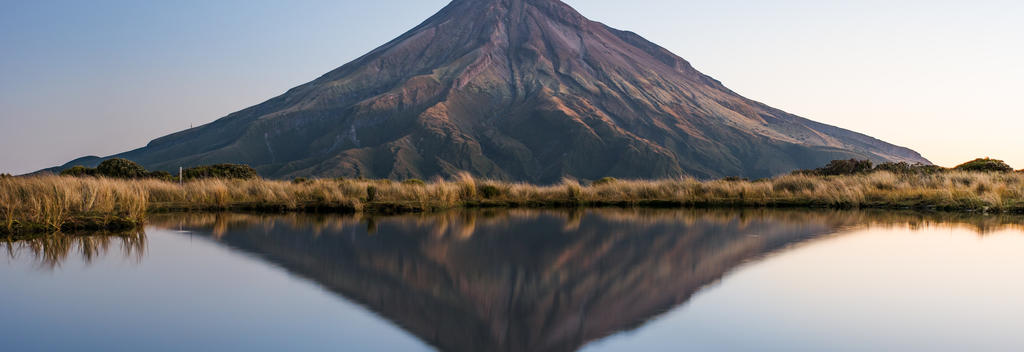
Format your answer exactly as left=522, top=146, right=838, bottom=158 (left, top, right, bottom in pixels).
left=3, top=209, right=1024, bottom=351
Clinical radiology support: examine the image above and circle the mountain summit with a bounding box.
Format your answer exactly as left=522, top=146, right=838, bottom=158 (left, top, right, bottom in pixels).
left=54, top=0, right=929, bottom=181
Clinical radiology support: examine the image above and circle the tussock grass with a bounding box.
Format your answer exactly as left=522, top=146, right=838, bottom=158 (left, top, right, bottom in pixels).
left=3, top=171, right=1024, bottom=236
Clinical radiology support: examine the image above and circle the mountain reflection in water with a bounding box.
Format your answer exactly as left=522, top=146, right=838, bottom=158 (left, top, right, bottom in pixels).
left=5, top=209, right=1023, bottom=352
left=151, top=209, right=1022, bottom=352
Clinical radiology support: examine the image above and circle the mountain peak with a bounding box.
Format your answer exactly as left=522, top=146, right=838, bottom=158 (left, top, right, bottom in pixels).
left=441, top=0, right=588, bottom=28
left=53, top=0, right=929, bottom=181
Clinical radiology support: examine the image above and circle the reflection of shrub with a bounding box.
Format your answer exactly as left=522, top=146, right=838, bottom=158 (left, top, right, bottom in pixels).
left=591, top=177, right=618, bottom=186
left=954, top=158, right=1013, bottom=172
left=60, top=166, right=97, bottom=177
left=183, top=164, right=258, bottom=180
left=96, top=158, right=150, bottom=179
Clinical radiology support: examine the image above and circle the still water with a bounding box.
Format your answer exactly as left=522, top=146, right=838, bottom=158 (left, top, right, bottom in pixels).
left=3, top=209, right=1024, bottom=351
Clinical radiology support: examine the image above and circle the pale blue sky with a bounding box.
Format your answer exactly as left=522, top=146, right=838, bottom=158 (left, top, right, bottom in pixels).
left=2, top=0, right=1022, bottom=174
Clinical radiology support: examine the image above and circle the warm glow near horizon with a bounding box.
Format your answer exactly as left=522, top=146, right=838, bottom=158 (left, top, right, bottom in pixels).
left=1, top=0, right=1022, bottom=174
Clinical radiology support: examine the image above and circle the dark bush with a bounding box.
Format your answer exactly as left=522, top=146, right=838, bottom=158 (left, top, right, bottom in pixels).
left=96, top=159, right=150, bottom=179
left=803, top=159, right=874, bottom=176
left=62, top=160, right=173, bottom=180
left=366, top=186, right=379, bottom=202
left=722, top=176, right=749, bottom=182
left=873, top=162, right=946, bottom=175
left=954, top=158, right=1014, bottom=172
left=402, top=179, right=425, bottom=186
left=478, top=184, right=502, bottom=199
left=148, top=171, right=175, bottom=182
left=0, top=173, right=12, bottom=179
left=291, top=177, right=310, bottom=184
left=183, top=164, right=259, bottom=180
left=591, top=177, right=619, bottom=186
left=60, top=166, right=98, bottom=177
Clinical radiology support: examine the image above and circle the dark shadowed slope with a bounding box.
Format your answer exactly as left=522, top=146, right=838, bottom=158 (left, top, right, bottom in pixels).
left=50, top=0, right=928, bottom=181
left=150, top=209, right=860, bottom=352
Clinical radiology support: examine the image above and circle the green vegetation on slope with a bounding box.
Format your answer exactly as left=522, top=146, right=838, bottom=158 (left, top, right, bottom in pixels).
left=183, top=164, right=259, bottom=180
left=60, top=158, right=175, bottom=181
left=797, top=159, right=992, bottom=176
left=60, top=159, right=259, bottom=182
left=954, top=158, right=1014, bottom=172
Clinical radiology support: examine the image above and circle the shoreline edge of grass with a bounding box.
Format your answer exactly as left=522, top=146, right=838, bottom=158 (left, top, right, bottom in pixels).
left=4, top=171, right=1024, bottom=237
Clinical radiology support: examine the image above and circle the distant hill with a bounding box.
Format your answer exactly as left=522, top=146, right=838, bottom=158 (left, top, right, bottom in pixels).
left=47, top=0, right=929, bottom=182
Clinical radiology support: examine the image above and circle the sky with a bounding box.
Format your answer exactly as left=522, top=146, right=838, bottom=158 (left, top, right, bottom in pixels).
left=2, top=0, right=1022, bottom=174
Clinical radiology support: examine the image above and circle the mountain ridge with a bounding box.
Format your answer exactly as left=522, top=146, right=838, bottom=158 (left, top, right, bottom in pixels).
left=47, top=0, right=929, bottom=182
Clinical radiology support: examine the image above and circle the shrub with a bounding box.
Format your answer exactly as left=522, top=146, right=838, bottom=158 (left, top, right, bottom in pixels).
left=183, top=164, right=259, bottom=180
left=366, top=186, right=379, bottom=202
left=722, top=176, right=748, bottom=182
left=801, top=159, right=874, bottom=176
left=62, top=159, right=176, bottom=180
left=60, top=166, right=97, bottom=177
left=478, top=184, right=502, bottom=199
left=96, top=158, right=150, bottom=179
left=591, top=177, right=619, bottom=186
left=292, top=177, right=310, bottom=184
left=873, top=162, right=946, bottom=175
left=148, top=171, right=175, bottom=182
left=954, top=158, right=1013, bottom=173
left=402, top=179, right=425, bottom=186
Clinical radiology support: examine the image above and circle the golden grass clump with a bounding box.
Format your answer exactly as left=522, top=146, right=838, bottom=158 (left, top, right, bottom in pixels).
left=3, top=171, right=1024, bottom=236
left=0, top=176, right=147, bottom=233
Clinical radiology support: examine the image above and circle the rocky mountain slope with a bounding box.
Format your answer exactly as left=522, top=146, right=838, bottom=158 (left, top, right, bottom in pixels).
left=52, top=0, right=929, bottom=181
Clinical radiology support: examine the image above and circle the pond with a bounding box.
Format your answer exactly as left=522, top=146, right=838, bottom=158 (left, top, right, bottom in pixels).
left=3, top=209, right=1024, bottom=351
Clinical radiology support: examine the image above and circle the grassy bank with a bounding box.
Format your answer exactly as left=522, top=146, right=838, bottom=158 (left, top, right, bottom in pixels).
left=3, top=171, right=1024, bottom=236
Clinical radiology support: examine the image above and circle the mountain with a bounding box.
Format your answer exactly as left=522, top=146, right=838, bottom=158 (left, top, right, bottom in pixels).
left=151, top=209, right=851, bottom=351
left=50, top=0, right=929, bottom=182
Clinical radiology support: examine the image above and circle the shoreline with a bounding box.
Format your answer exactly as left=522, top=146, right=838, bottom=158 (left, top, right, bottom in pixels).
left=4, top=171, right=1024, bottom=237
left=6, top=200, right=1024, bottom=240
left=6, top=201, right=1024, bottom=241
